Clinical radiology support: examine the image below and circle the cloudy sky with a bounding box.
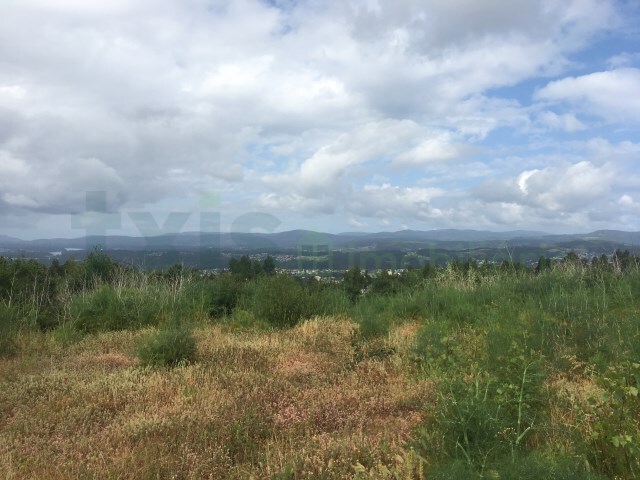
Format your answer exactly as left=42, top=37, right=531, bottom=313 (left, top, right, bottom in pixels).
left=1, top=0, right=639, bottom=239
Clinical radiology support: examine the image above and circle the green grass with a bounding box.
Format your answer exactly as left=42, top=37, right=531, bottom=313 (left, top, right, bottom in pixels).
left=1, top=259, right=639, bottom=478
left=0, top=303, right=20, bottom=356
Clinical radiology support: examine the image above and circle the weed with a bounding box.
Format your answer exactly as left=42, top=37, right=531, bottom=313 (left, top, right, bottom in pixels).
left=135, top=325, right=197, bottom=367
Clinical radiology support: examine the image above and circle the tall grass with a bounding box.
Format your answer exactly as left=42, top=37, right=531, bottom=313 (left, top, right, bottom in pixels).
left=1, top=255, right=639, bottom=478
left=0, top=303, right=21, bottom=356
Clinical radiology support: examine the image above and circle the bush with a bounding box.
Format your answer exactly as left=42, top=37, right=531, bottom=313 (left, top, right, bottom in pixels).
left=81, top=247, right=117, bottom=284
left=136, top=325, right=197, bottom=367
left=343, top=267, right=369, bottom=302
left=199, top=274, right=244, bottom=317
left=53, top=322, right=85, bottom=346
left=245, top=275, right=310, bottom=328
left=69, top=286, right=162, bottom=333
left=305, top=283, right=351, bottom=317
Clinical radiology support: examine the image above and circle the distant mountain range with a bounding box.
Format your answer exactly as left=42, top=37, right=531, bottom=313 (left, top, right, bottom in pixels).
left=1, top=229, right=638, bottom=252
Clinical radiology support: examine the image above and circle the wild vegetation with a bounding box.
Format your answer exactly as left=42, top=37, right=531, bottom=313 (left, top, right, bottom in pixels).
left=0, top=249, right=639, bottom=478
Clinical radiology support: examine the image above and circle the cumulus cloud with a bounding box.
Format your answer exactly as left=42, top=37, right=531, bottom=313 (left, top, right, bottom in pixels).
left=393, top=133, right=472, bottom=167
left=350, top=184, right=445, bottom=221
left=535, top=68, right=640, bottom=122
left=0, top=0, right=636, bottom=235
left=551, top=162, right=607, bottom=205
left=262, top=120, right=421, bottom=196
left=472, top=159, right=630, bottom=229
left=606, top=52, right=640, bottom=68
left=519, top=161, right=614, bottom=211
left=536, top=111, right=586, bottom=132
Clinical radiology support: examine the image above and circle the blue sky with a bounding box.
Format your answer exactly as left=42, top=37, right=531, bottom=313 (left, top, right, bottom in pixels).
left=0, top=0, right=639, bottom=239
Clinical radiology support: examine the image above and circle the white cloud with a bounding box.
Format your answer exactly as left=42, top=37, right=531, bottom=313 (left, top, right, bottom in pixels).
left=352, top=184, right=445, bottom=220
left=536, top=68, right=640, bottom=122
left=0, top=85, right=27, bottom=103
left=618, top=194, right=634, bottom=207
left=477, top=160, right=617, bottom=215
left=606, top=52, right=640, bottom=68
left=394, top=133, right=471, bottom=167
left=585, top=138, right=640, bottom=159
left=0, top=152, right=30, bottom=176
left=536, top=111, right=586, bottom=132
left=0, top=0, right=636, bottom=235
left=348, top=218, right=368, bottom=229
left=262, top=120, right=421, bottom=195
left=2, top=193, right=39, bottom=209
left=259, top=121, right=448, bottom=221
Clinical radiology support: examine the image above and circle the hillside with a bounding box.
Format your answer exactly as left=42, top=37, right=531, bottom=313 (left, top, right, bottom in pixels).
left=1, top=229, right=638, bottom=270
left=1, top=254, right=639, bottom=478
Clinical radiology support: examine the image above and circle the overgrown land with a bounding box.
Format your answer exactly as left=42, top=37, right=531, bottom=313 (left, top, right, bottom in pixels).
left=1, top=250, right=639, bottom=479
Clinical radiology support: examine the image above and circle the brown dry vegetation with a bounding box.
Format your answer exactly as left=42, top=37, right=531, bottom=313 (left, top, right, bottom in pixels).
left=2, top=260, right=640, bottom=478
left=0, top=318, right=434, bottom=479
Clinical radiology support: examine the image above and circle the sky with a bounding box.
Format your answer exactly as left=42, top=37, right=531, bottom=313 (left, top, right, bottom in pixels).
left=0, top=0, right=639, bottom=239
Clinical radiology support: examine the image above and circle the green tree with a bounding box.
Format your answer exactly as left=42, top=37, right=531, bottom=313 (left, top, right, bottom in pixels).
left=228, top=257, right=239, bottom=275
left=535, top=256, right=552, bottom=273
left=251, top=259, right=263, bottom=277
left=48, top=258, right=64, bottom=277
left=422, top=262, right=436, bottom=278
left=262, top=255, right=276, bottom=275
left=343, top=266, right=369, bottom=302
left=202, top=274, right=243, bottom=317
left=83, top=247, right=116, bottom=283
left=370, top=270, right=401, bottom=295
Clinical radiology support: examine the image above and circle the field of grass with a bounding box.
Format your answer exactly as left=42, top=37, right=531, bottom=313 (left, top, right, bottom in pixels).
left=1, top=253, right=639, bottom=478
left=1, top=318, right=434, bottom=479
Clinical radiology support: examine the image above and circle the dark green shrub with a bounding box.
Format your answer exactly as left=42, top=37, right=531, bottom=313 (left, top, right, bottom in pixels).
left=81, top=247, right=117, bottom=284
left=70, top=286, right=161, bottom=333
left=305, top=283, right=350, bottom=317
left=0, top=257, right=50, bottom=303
left=343, top=267, right=369, bottom=302
left=135, top=326, right=197, bottom=367
left=370, top=271, right=402, bottom=295
left=246, top=275, right=309, bottom=328
left=53, top=322, right=85, bottom=346
left=200, top=274, right=243, bottom=317
left=35, top=308, right=61, bottom=332
left=496, top=453, right=603, bottom=480
left=393, top=298, right=425, bottom=319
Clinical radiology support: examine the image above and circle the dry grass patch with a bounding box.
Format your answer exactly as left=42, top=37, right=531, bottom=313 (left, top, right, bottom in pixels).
left=545, top=373, right=604, bottom=446
left=0, top=318, right=434, bottom=479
